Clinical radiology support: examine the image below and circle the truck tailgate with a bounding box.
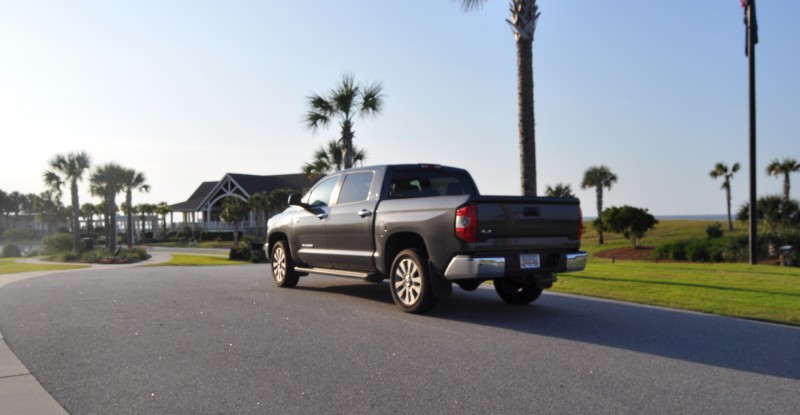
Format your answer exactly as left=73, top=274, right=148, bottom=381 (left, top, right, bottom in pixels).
left=474, top=196, right=581, bottom=249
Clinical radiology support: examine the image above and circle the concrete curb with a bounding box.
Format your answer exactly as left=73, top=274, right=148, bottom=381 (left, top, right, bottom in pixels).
left=0, top=252, right=173, bottom=415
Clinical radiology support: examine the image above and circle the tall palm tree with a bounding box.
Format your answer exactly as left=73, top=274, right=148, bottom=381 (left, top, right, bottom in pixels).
left=304, top=74, right=383, bottom=169
left=709, top=162, right=741, bottom=231
left=121, top=169, right=150, bottom=248
left=90, top=163, right=127, bottom=253
left=43, top=151, right=92, bottom=254
left=544, top=183, right=575, bottom=198
left=302, top=139, right=368, bottom=180
left=766, top=158, right=800, bottom=206
left=581, top=165, right=618, bottom=244
left=460, top=0, right=540, bottom=196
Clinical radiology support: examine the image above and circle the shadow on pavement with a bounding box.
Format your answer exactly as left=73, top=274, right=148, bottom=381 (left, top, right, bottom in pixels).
left=293, top=276, right=800, bottom=381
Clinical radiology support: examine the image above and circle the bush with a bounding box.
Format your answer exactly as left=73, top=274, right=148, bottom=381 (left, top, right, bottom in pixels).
left=3, top=229, right=35, bottom=243
left=80, top=247, right=150, bottom=264
left=41, top=233, right=74, bottom=255
left=228, top=241, right=266, bottom=263
left=654, top=238, right=727, bottom=262
left=2, top=244, right=22, bottom=258
left=706, top=222, right=724, bottom=238
left=653, top=241, right=687, bottom=261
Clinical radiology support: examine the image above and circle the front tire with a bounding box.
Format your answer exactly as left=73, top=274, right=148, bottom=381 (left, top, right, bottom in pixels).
left=389, top=249, right=438, bottom=314
left=271, top=240, right=299, bottom=288
left=494, top=278, right=542, bottom=304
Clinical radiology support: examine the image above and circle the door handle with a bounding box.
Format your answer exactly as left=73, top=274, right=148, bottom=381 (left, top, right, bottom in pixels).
left=316, top=213, right=328, bottom=220
left=358, top=209, right=372, bottom=218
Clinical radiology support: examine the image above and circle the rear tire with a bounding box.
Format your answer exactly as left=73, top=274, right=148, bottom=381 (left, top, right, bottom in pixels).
left=389, top=249, right=438, bottom=314
left=493, top=279, right=542, bottom=304
left=271, top=240, right=299, bottom=288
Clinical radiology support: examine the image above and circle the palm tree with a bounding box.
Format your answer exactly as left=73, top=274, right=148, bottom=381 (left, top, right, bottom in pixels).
left=544, top=183, right=575, bottom=198
left=304, top=74, right=383, bottom=169
left=80, top=203, right=97, bottom=237
left=90, top=163, right=127, bottom=253
left=581, top=165, right=618, bottom=244
left=709, top=162, right=741, bottom=231
left=766, top=158, right=800, bottom=206
left=220, top=197, right=249, bottom=245
left=302, top=139, right=368, bottom=180
left=154, top=202, right=172, bottom=240
left=267, top=188, right=295, bottom=218
left=120, top=169, right=150, bottom=248
left=137, top=203, right=157, bottom=240
left=249, top=191, right=270, bottom=241
left=43, top=151, right=92, bottom=254
left=33, top=191, right=65, bottom=235
left=460, top=0, right=540, bottom=196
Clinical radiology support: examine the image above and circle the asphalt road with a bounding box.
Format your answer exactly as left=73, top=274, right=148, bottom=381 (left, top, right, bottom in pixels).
left=0, top=264, right=799, bottom=414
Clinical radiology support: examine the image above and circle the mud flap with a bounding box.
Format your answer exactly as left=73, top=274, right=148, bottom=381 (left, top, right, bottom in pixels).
left=428, top=260, right=453, bottom=297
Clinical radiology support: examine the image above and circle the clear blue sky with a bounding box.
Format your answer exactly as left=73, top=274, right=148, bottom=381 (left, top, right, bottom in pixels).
left=1, top=0, right=798, bottom=216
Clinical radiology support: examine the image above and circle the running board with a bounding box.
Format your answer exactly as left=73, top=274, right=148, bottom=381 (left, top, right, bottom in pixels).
left=294, top=267, right=383, bottom=282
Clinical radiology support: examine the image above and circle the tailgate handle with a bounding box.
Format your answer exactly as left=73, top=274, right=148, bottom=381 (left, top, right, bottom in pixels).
left=523, top=207, right=540, bottom=217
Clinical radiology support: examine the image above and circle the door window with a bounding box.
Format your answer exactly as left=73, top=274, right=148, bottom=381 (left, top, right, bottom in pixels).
left=337, top=172, right=374, bottom=204
left=303, top=176, right=338, bottom=207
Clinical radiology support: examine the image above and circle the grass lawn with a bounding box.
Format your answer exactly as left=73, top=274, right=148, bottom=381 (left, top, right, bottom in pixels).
left=554, top=261, right=800, bottom=326
left=150, top=254, right=249, bottom=266
left=0, top=257, right=88, bottom=275
left=558, top=219, right=800, bottom=326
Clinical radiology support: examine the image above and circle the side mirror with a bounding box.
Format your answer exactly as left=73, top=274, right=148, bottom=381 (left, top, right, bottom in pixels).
left=288, top=193, right=303, bottom=206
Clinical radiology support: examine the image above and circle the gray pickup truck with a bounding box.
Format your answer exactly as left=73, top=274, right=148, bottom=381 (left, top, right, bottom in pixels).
left=266, top=164, right=587, bottom=313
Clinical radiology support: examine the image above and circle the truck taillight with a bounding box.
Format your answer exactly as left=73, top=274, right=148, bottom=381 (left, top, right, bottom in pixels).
left=578, top=206, right=584, bottom=240
left=455, top=204, right=478, bottom=243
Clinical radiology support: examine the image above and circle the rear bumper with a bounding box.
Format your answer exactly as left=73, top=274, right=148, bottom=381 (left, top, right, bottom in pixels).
left=565, top=252, right=588, bottom=272
left=442, top=251, right=587, bottom=280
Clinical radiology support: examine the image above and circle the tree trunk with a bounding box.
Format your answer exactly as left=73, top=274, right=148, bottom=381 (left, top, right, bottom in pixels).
left=126, top=191, right=133, bottom=248
left=783, top=174, right=791, bottom=205
left=341, top=118, right=355, bottom=170
left=70, top=179, right=81, bottom=255
left=725, top=187, right=734, bottom=231
left=596, top=187, right=605, bottom=244
left=517, top=36, right=537, bottom=196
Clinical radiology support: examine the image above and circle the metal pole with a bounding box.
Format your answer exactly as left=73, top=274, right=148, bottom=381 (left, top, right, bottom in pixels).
left=746, top=1, right=758, bottom=265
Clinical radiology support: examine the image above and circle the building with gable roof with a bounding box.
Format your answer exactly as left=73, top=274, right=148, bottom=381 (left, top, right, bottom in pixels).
left=169, top=172, right=312, bottom=236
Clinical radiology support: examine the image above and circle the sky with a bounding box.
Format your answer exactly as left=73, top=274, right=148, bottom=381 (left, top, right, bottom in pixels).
left=1, top=0, right=799, bottom=216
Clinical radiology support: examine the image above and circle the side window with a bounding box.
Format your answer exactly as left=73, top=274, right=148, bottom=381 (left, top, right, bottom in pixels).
left=303, top=176, right=338, bottom=207
left=337, top=172, right=374, bottom=204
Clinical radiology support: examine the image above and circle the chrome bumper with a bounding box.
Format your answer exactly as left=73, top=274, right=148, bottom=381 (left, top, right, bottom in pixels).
left=565, top=252, right=588, bottom=272
left=443, top=251, right=588, bottom=280
left=443, top=256, right=506, bottom=280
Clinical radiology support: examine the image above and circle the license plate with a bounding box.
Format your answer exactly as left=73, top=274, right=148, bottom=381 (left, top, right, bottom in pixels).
left=520, top=254, right=540, bottom=269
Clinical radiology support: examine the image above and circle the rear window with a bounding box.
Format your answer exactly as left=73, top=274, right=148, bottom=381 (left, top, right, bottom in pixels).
left=388, top=170, right=476, bottom=199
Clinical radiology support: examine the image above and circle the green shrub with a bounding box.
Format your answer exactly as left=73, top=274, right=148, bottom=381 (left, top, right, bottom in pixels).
left=706, top=222, right=724, bottom=238
left=2, top=244, right=22, bottom=258
left=41, top=233, right=74, bottom=255
left=653, top=240, right=687, bottom=261
left=229, top=242, right=252, bottom=261
left=119, top=247, right=150, bottom=262
left=654, top=238, right=727, bottom=262
left=3, top=229, right=35, bottom=243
